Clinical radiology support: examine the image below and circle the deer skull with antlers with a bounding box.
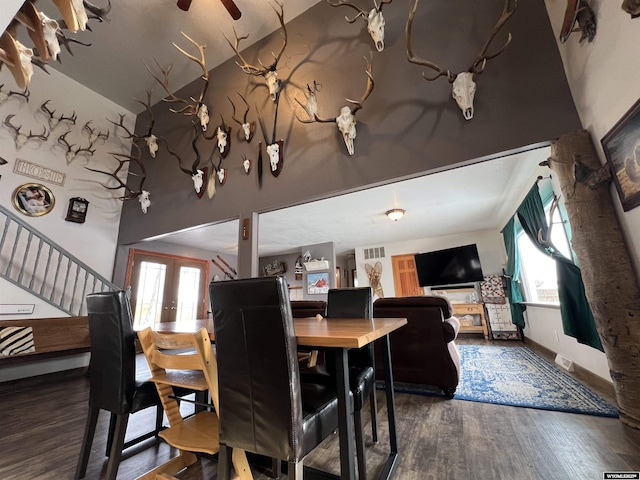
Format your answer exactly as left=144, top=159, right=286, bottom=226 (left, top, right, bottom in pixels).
left=40, top=100, right=77, bottom=129
left=85, top=143, right=151, bottom=214
left=146, top=32, right=210, bottom=131
left=58, top=131, right=95, bottom=164
left=228, top=92, right=255, bottom=142
left=406, top=0, right=518, bottom=120
left=3, top=114, right=49, bottom=149
left=327, top=0, right=392, bottom=52
left=0, top=84, right=29, bottom=104
left=204, top=115, right=232, bottom=158
left=296, top=54, right=375, bottom=156
left=108, top=91, right=158, bottom=157
left=223, top=0, right=287, bottom=102
left=163, top=123, right=208, bottom=195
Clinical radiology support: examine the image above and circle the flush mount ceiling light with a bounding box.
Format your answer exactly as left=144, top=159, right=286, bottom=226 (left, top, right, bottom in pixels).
left=385, top=208, right=405, bottom=221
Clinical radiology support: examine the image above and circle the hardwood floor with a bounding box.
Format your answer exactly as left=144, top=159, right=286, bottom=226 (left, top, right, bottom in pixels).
left=1, top=336, right=639, bottom=480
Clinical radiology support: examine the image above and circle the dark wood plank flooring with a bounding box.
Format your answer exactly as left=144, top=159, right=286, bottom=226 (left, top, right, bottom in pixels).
left=1, top=336, right=639, bottom=480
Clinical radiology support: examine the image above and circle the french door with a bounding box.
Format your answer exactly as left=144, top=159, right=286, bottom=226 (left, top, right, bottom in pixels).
left=125, top=249, right=209, bottom=329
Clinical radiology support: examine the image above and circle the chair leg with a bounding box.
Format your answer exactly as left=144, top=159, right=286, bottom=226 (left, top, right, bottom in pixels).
left=288, top=460, right=304, bottom=480
left=353, top=409, right=367, bottom=480
left=105, top=412, right=116, bottom=456
left=74, top=406, right=100, bottom=480
left=104, top=413, right=129, bottom=480
left=155, top=404, right=164, bottom=434
left=217, top=443, right=233, bottom=480
left=369, top=389, right=378, bottom=443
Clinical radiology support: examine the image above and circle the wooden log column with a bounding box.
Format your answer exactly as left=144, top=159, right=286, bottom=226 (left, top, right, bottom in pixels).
left=545, top=129, right=640, bottom=429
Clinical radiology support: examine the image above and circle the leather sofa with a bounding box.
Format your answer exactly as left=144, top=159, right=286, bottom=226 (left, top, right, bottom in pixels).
left=290, top=300, right=326, bottom=318
left=373, top=296, right=461, bottom=398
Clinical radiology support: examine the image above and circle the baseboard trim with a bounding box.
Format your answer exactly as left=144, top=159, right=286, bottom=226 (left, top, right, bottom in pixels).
left=524, top=338, right=617, bottom=405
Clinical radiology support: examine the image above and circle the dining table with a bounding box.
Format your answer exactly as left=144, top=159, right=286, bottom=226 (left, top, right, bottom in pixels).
left=154, top=315, right=407, bottom=480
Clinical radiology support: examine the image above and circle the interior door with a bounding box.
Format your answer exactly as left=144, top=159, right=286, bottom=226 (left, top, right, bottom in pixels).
left=125, top=249, right=209, bottom=329
left=391, top=254, right=423, bottom=297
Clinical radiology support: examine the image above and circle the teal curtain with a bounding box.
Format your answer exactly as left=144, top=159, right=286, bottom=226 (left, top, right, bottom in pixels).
left=501, top=217, right=526, bottom=329
left=516, top=185, right=603, bottom=351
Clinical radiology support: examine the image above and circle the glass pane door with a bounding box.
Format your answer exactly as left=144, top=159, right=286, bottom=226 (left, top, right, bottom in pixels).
left=127, top=250, right=210, bottom=329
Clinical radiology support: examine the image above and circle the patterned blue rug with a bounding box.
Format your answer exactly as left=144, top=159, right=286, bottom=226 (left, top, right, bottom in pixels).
left=384, top=344, right=619, bottom=417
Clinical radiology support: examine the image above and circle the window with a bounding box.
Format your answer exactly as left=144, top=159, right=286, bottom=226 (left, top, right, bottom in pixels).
left=517, top=203, right=572, bottom=304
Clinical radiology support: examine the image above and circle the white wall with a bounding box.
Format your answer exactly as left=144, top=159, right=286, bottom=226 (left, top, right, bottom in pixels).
left=1, top=1, right=23, bottom=35
left=534, top=1, right=640, bottom=383
left=355, top=228, right=504, bottom=299
left=544, top=0, right=640, bottom=276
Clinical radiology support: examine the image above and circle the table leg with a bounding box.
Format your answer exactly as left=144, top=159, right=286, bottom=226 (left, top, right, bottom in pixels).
left=378, top=334, right=399, bottom=480
left=334, top=347, right=356, bottom=480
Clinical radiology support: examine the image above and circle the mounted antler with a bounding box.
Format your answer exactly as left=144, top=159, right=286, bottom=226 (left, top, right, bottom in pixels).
left=0, top=84, right=30, bottom=104
left=296, top=54, right=374, bottom=156
left=57, top=131, right=95, bottom=164
left=327, top=0, right=392, bottom=51
left=40, top=100, right=77, bottom=128
left=228, top=92, right=255, bottom=142
left=204, top=114, right=232, bottom=158
left=145, top=32, right=210, bottom=130
left=85, top=143, right=150, bottom=213
left=162, top=123, right=208, bottom=195
left=108, top=96, right=157, bottom=157
left=223, top=0, right=287, bottom=102
left=83, top=0, right=112, bottom=23
left=3, top=114, right=49, bottom=149
left=406, top=0, right=517, bottom=120
left=82, top=120, right=110, bottom=144
left=257, top=102, right=284, bottom=176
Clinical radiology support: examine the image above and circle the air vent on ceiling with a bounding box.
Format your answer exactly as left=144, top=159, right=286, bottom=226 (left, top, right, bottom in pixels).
left=363, top=246, right=385, bottom=260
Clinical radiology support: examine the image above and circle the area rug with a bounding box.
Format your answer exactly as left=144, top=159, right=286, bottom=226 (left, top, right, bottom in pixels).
left=385, top=344, right=619, bottom=417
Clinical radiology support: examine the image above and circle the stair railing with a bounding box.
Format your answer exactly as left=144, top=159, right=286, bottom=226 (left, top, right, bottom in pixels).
left=0, top=203, right=117, bottom=316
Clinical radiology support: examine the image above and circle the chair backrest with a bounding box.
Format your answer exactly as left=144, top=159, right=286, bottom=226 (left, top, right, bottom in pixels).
left=210, top=276, right=304, bottom=461
left=86, top=290, right=136, bottom=414
left=326, top=287, right=374, bottom=369
left=137, top=327, right=218, bottom=431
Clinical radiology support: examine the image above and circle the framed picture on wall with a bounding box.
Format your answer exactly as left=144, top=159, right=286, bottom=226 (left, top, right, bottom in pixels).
left=601, top=98, right=640, bottom=212
left=12, top=183, right=55, bottom=217
left=307, top=272, right=330, bottom=295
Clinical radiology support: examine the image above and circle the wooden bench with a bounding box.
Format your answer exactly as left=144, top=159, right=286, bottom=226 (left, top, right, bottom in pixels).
left=0, top=316, right=90, bottom=365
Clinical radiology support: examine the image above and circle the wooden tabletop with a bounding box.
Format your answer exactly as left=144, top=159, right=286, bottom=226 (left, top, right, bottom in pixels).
left=152, top=317, right=407, bottom=349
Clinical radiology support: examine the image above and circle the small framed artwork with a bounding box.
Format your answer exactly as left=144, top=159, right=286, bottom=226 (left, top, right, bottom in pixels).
left=65, top=197, right=89, bottom=223
left=601, top=98, right=640, bottom=211
left=12, top=183, right=55, bottom=217
left=307, top=272, right=330, bottom=295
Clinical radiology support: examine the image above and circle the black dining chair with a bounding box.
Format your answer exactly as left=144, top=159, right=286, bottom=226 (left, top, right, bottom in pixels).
left=210, top=276, right=343, bottom=480
left=301, top=287, right=377, bottom=480
left=75, top=290, right=166, bottom=480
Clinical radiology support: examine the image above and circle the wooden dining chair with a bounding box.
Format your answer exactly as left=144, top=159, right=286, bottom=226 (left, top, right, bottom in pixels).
left=210, top=276, right=343, bottom=480
left=75, top=291, right=166, bottom=480
left=136, top=326, right=252, bottom=480
left=300, top=287, right=376, bottom=480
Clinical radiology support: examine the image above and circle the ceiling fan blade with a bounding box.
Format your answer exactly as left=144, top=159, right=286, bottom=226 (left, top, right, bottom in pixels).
left=176, top=0, right=193, bottom=11
left=221, top=0, right=242, bottom=20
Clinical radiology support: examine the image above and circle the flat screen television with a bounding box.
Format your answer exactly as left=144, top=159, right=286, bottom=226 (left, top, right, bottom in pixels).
left=414, top=244, right=484, bottom=287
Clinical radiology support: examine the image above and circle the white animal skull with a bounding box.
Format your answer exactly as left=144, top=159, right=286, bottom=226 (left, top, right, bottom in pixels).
left=192, top=169, right=204, bottom=193
left=242, top=122, right=251, bottom=141
left=145, top=134, right=158, bottom=158
left=15, top=133, right=28, bottom=150
left=452, top=72, right=477, bottom=120
left=217, top=168, right=226, bottom=184
left=336, top=106, right=357, bottom=156
left=197, top=104, right=210, bottom=131
left=16, top=41, right=34, bottom=86
left=138, top=190, right=151, bottom=213
left=243, top=157, right=251, bottom=174
left=216, top=126, right=228, bottom=154
left=267, top=142, right=280, bottom=171
left=367, top=9, right=386, bottom=52
left=264, top=71, right=281, bottom=102
left=40, top=12, right=61, bottom=60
